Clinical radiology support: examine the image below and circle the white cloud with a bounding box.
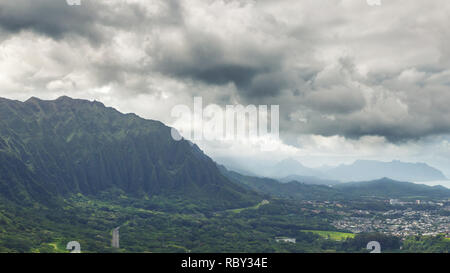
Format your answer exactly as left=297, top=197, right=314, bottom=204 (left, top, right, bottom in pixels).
left=1, top=0, right=450, bottom=173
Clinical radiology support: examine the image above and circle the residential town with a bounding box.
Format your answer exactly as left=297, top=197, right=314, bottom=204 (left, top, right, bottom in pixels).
left=298, top=199, right=450, bottom=238
left=332, top=209, right=449, bottom=237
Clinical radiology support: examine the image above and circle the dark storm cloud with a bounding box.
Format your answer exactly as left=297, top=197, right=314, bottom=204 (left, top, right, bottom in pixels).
left=149, top=26, right=288, bottom=98
left=0, top=0, right=106, bottom=43
left=2, top=0, right=450, bottom=146
left=0, top=0, right=182, bottom=44
left=161, top=61, right=263, bottom=89
left=304, top=87, right=366, bottom=115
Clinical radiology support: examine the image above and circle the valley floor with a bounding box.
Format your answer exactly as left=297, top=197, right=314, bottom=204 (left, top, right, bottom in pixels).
left=0, top=193, right=449, bottom=253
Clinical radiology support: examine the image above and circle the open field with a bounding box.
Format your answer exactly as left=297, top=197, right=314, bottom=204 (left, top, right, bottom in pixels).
left=301, top=230, right=355, bottom=241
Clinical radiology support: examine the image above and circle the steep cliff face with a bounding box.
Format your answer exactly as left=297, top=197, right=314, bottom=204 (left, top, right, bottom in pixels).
left=0, top=96, right=258, bottom=208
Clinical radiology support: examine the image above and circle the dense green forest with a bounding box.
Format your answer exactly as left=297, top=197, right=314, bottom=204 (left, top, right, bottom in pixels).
left=1, top=191, right=448, bottom=253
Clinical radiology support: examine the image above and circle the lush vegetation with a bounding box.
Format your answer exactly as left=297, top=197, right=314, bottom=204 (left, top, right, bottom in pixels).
left=402, top=235, right=450, bottom=253
left=0, top=97, right=259, bottom=211
left=0, top=97, right=448, bottom=253
left=2, top=191, right=448, bottom=253
left=0, top=193, right=335, bottom=253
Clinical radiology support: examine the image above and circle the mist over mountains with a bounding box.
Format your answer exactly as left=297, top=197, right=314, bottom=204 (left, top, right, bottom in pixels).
left=218, top=157, right=448, bottom=184
left=219, top=166, right=450, bottom=201
left=326, top=160, right=447, bottom=182
left=0, top=95, right=448, bottom=209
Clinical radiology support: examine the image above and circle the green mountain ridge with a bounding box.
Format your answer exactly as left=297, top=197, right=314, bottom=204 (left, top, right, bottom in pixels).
left=0, top=96, right=259, bottom=209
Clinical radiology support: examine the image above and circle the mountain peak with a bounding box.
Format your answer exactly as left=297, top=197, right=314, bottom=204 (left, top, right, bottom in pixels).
left=25, top=96, right=42, bottom=103
left=56, top=96, right=105, bottom=107
left=266, top=158, right=323, bottom=178
left=375, top=177, right=398, bottom=183
left=277, top=158, right=304, bottom=167
left=24, top=96, right=107, bottom=109
left=55, top=95, right=74, bottom=102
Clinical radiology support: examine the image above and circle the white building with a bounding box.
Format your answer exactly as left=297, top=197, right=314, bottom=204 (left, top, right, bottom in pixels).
left=275, top=237, right=296, bottom=243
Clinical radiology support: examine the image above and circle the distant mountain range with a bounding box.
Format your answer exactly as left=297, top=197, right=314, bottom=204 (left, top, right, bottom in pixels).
left=219, top=166, right=450, bottom=200
left=334, top=178, right=450, bottom=199
left=0, top=96, right=259, bottom=209
left=325, top=160, right=447, bottom=182
left=268, top=158, right=323, bottom=178
left=218, top=165, right=343, bottom=200
left=220, top=157, right=448, bottom=183
left=279, top=175, right=340, bottom=186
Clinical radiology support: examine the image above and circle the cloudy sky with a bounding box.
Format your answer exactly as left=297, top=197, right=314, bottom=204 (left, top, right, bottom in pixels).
left=1, top=0, right=450, bottom=175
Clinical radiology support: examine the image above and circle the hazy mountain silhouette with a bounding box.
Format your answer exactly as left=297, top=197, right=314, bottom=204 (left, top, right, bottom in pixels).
left=263, top=158, right=324, bottom=178
left=255, top=158, right=447, bottom=183
left=335, top=178, right=450, bottom=199
left=279, top=175, right=340, bottom=186
left=218, top=166, right=450, bottom=200
left=326, top=160, right=447, bottom=182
